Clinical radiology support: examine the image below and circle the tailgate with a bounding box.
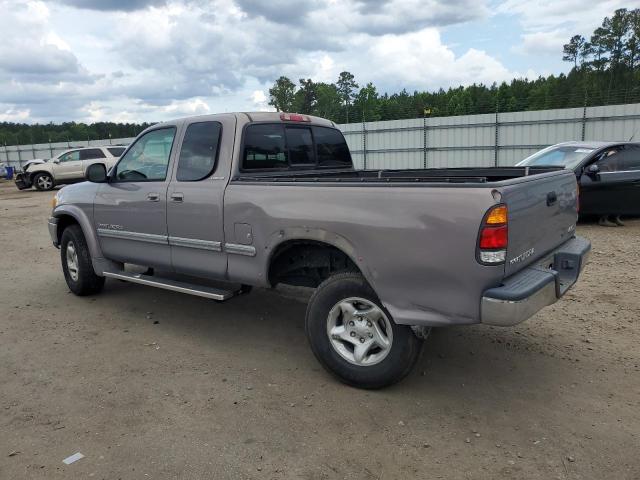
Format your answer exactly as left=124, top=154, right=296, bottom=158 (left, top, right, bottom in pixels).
left=501, top=170, right=578, bottom=277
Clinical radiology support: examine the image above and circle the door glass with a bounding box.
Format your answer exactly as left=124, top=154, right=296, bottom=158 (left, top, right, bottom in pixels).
left=107, top=147, right=126, bottom=157
left=114, top=128, right=176, bottom=182
left=176, top=122, right=222, bottom=181
left=614, top=146, right=640, bottom=171
left=597, top=149, right=624, bottom=172
left=80, top=148, right=106, bottom=160
left=59, top=151, right=80, bottom=162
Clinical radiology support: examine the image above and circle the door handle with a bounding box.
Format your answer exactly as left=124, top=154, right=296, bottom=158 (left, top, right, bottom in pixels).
left=147, top=193, right=160, bottom=202
left=170, top=192, right=184, bottom=202
left=546, top=191, right=557, bottom=206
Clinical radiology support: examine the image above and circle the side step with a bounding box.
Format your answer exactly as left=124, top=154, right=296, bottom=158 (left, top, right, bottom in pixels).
left=103, top=271, right=237, bottom=301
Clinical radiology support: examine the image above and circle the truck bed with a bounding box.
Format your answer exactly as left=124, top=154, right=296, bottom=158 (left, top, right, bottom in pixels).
left=233, top=166, right=564, bottom=184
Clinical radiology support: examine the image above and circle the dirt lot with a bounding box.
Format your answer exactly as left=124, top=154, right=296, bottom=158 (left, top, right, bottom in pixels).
left=0, top=180, right=638, bottom=480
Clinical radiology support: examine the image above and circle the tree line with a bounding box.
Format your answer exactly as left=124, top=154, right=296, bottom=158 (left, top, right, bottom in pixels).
left=268, top=8, right=640, bottom=122
left=1, top=8, right=638, bottom=146
left=0, top=121, right=151, bottom=149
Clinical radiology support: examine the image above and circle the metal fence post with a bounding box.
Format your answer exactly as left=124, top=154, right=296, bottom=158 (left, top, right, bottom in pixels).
left=17, top=146, right=22, bottom=171
left=494, top=108, right=499, bottom=167
left=423, top=116, right=427, bottom=169
left=581, top=92, right=588, bottom=141
left=362, top=117, right=367, bottom=170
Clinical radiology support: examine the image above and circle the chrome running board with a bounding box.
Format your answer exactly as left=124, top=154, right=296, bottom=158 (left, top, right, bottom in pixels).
left=103, top=271, right=237, bottom=301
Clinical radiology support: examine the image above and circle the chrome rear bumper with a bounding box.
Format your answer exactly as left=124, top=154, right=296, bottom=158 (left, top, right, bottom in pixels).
left=481, top=235, right=590, bottom=326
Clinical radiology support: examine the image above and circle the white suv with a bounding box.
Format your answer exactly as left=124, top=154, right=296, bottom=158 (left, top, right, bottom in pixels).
left=15, top=146, right=126, bottom=191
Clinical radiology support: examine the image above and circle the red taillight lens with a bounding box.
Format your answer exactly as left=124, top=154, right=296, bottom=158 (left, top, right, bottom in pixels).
left=280, top=113, right=310, bottom=122
left=479, top=225, right=508, bottom=249
left=478, top=204, right=508, bottom=264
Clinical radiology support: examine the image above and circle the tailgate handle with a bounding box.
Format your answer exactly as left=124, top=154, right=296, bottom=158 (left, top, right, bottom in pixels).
left=546, top=191, right=557, bottom=206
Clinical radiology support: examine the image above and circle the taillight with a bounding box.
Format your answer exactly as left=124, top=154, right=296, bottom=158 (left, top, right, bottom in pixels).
left=280, top=113, right=310, bottom=122
left=478, top=204, right=508, bottom=265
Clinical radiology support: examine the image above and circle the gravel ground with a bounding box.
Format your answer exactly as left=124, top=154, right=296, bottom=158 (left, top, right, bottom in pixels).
left=0, top=180, right=638, bottom=480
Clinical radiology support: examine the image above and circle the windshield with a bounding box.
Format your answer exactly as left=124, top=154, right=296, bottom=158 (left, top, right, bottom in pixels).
left=517, top=145, right=595, bottom=169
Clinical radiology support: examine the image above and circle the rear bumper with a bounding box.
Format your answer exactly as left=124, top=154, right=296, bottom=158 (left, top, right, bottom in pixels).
left=481, top=235, right=590, bottom=326
left=48, top=217, right=59, bottom=247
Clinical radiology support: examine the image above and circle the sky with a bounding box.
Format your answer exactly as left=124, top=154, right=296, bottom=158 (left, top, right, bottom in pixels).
left=0, top=0, right=634, bottom=124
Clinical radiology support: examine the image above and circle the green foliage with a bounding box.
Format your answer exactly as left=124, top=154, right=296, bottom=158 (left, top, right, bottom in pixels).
left=0, top=121, right=151, bottom=148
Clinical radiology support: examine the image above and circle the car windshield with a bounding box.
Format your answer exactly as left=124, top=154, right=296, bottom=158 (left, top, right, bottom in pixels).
left=517, top=145, right=595, bottom=169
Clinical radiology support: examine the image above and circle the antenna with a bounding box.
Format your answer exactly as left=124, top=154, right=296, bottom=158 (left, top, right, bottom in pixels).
left=630, top=129, right=639, bottom=141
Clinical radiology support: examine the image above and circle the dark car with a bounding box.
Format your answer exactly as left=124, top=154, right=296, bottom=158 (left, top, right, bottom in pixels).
left=517, top=141, right=640, bottom=219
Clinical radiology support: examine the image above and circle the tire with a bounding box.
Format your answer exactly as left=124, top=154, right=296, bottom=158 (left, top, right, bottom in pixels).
left=305, top=272, right=423, bottom=389
left=60, top=224, right=105, bottom=296
left=33, top=172, right=54, bottom=191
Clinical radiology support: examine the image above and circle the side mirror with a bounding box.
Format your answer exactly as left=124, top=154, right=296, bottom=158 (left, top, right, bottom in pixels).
left=52, top=158, right=60, bottom=164
left=86, top=163, right=108, bottom=183
left=586, top=164, right=600, bottom=175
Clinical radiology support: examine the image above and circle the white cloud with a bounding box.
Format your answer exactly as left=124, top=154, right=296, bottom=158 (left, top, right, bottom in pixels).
left=0, top=106, right=30, bottom=121
left=498, top=0, right=632, bottom=56
left=513, top=29, right=568, bottom=56
left=0, top=0, right=543, bottom=124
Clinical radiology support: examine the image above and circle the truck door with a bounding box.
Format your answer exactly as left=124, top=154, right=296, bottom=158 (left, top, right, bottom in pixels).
left=93, top=126, right=178, bottom=269
left=167, top=117, right=234, bottom=279
left=55, top=150, right=82, bottom=180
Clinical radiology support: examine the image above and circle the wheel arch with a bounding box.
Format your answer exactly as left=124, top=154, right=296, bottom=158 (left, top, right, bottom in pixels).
left=53, top=205, right=103, bottom=260
left=266, top=229, right=371, bottom=289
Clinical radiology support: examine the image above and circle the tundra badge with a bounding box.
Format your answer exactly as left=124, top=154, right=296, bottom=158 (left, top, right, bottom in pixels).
left=509, top=248, right=535, bottom=265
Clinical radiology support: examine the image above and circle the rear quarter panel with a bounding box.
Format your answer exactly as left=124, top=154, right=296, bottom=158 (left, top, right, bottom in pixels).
left=224, top=182, right=503, bottom=326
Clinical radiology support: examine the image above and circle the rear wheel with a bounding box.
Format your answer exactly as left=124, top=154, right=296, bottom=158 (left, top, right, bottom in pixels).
left=60, top=225, right=105, bottom=296
left=305, top=272, right=423, bottom=389
left=33, top=172, right=54, bottom=191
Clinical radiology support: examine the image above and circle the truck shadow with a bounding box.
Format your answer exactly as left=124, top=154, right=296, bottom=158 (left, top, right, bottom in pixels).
left=97, top=279, right=572, bottom=408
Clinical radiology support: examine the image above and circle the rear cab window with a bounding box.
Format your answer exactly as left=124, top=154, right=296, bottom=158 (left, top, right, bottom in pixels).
left=241, top=123, right=351, bottom=171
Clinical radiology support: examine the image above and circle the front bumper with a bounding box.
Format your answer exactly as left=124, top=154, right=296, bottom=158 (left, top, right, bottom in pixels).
left=48, top=217, right=59, bottom=247
left=481, top=235, right=591, bottom=326
left=14, top=173, right=32, bottom=190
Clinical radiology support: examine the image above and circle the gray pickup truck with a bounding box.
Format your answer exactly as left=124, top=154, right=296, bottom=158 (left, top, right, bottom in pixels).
left=48, top=112, right=590, bottom=388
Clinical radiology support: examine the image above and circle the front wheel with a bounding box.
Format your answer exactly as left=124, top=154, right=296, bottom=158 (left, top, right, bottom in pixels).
left=60, top=225, right=105, bottom=296
left=33, top=172, right=54, bottom=191
left=305, top=272, right=423, bottom=389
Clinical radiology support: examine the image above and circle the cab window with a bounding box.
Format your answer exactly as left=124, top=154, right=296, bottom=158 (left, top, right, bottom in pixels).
left=241, top=123, right=351, bottom=171
left=58, top=151, right=80, bottom=162
left=614, top=145, right=640, bottom=171
left=114, top=128, right=176, bottom=182
left=80, top=148, right=106, bottom=160
left=243, top=124, right=288, bottom=170
left=597, top=148, right=625, bottom=172
left=176, top=121, right=222, bottom=181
